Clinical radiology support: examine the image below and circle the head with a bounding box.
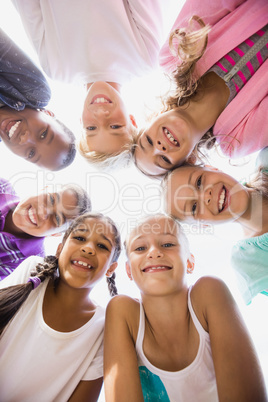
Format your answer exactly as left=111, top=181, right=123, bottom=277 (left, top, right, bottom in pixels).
left=56, top=212, right=121, bottom=293
left=0, top=107, right=76, bottom=170
left=125, top=214, right=194, bottom=296
left=163, top=165, right=250, bottom=225
left=12, top=183, right=91, bottom=237
left=134, top=109, right=199, bottom=179
left=80, top=81, right=137, bottom=163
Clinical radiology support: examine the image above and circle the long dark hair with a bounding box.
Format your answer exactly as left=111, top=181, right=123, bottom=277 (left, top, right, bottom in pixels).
left=0, top=212, right=121, bottom=335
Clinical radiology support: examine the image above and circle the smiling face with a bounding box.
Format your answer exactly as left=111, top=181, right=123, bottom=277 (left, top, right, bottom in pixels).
left=126, top=215, right=189, bottom=296
left=165, top=166, right=250, bottom=224
left=135, top=109, right=197, bottom=177
left=0, top=107, right=74, bottom=170
left=81, top=81, right=136, bottom=155
left=12, top=188, right=79, bottom=237
left=57, top=217, right=117, bottom=290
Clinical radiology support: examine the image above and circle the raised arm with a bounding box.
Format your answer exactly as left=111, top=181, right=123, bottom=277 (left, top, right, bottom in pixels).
left=194, top=277, right=267, bottom=401
left=104, top=295, right=144, bottom=402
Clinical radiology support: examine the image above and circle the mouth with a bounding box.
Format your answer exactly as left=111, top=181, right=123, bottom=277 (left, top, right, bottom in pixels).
left=90, top=94, right=112, bottom=105
left=218, top=186, right=228, bottom=213
left=1, top=120, right=22, bottom=140
left=72, top=259, right=94, bottom=270
left=28, top=207, right=37, bottom=225
left=142, top=265, right=172, bottom=273
left=163, top=127, right=180, bottom=147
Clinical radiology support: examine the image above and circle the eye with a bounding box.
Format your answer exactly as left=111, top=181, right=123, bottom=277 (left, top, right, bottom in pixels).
left=110, top=125, right=122, bottom=129
left=97, top=243, right=109, bottom=251
left=134, top=246, right=146, bottom=251
left=196, top=175, right=202, bottom=189
left=161, top=155, right=171, bottom=164
left=87, top=126, right=97, bottom=131
left=192, top=202, right=197, bottom=217
left=146, top=135, right=153, bottom=146
left=73, top=236, right=86, bottom=241
left=55, top=214, right=61, bottom=227
left=162, top=243, right=175, bottom=247
left=40, top=129, right=48, bottom=139
left=28, top=149, right=35, bottom=159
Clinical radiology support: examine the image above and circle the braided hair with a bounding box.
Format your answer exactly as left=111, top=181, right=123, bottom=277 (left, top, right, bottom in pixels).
left=0, top=212, right=121, bottom=335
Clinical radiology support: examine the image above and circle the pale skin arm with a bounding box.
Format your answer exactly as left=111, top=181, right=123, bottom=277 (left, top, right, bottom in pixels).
left=68, top=378, right=103, bottom=402
left=104, top=295, right=144, bottom=402
left=193, top=277, right=267, bottom=402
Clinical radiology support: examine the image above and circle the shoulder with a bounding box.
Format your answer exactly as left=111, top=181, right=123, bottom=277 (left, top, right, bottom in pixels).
left=106, top=295, right=140, bottom=336
left=0, top=177, right=16, bottom=196
left=106, top=295, right=140, bottom=317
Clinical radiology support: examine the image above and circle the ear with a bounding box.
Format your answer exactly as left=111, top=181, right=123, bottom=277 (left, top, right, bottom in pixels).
left=186, top=153, right=197, bottom=165
left=56, top=243, right=63, bottom=258
left=39, top=108, right=55, bottom=118
left=125, top=261, right=133, bottom=280
left=187, top=253, right=195, bottom=274
left=105, top=261, right=118, bottom=278
left=129, top=114, right=137, bottom=128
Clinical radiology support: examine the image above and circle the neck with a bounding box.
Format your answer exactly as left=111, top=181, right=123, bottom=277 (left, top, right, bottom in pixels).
left=237, top=189, right=268, bottom=237
left=86, top=81, right=121, bottom=92
left=178, top=72, right=230, bottom=142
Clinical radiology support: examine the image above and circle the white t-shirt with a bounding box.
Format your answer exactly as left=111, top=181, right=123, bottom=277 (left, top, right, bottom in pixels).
left=0, top=256, right=105, bottom=402
left=12, top=0, right=177, bottom=85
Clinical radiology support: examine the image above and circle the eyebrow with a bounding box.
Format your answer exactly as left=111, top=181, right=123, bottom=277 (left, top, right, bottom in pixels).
left=138, top=137, right=145, bottom=151
left=47, top=131, right=54, bottom=145
left=183, top=171, right=196, bottom=215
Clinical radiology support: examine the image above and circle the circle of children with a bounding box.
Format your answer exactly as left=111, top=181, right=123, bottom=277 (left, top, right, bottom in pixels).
left=0, top=0, right=267, bottom=401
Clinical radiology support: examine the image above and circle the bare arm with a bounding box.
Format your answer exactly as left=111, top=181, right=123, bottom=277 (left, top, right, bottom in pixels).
left=104, top=295, right=144, bottom=402
left=193, top=277, right=267, bottom=402
left=68, top=378, right=103, bottom=402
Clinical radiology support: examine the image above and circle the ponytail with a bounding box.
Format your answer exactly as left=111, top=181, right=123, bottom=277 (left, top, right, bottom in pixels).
left=106, top=272, right=118, bottom=297
left=0, top=255, right=59, bottom=335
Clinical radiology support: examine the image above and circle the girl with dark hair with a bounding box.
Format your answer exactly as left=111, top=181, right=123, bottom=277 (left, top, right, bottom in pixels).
left=0, top=212, right=121, bottom=401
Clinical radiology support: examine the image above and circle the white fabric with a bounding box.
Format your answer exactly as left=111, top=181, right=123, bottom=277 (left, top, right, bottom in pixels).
left=135, top=286, right=219, bottom=401
left=0, top=256, right=105, bottom=402
left=12, top=0, right=177, bottom=85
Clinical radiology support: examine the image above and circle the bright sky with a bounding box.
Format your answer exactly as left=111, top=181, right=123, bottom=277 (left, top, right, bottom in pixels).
left=1, top=1, right=268, bottom=399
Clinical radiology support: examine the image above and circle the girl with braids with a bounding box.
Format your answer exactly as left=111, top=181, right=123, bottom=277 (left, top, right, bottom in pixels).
left=104, top=214, right=266, bottom=401
left=0, top=212, right=121, bottom=401
left=163, top=147, right=268, bottom=305
left=134, top=0, right=268, bottom=178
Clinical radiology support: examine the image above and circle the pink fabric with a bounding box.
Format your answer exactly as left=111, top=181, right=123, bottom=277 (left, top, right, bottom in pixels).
left=159, top=0, right=268, bottom=158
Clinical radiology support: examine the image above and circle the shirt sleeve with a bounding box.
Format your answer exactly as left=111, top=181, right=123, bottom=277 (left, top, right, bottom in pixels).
left=81, top=340, right=104, bottom=381
left=0, top=27, right=51, bottom=110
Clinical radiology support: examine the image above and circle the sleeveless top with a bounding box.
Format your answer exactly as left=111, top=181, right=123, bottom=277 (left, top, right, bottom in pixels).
left=135, top=287, right=218, bottom=401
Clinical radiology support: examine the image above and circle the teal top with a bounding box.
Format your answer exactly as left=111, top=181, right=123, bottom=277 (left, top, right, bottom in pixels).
left=231, top=147, right=268, bottom=305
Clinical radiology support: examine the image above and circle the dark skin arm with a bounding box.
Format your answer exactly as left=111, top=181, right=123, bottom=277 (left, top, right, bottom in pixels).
left=68, top=378, right=103, bottom=402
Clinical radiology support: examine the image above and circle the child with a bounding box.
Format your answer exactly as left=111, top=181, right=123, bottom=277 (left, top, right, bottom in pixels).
left=134, top=0, right=268, bottom=178
left=12, top=0, right=180, bottom=170
left=104, top=214, right=267, bottom=401
left=0, top=176, right=91, bottom=279
left=0, top=28, right=76, bottom=171
left=0, top=212, right=121, bottom=401
left=163, top=147, right=268, bottom=304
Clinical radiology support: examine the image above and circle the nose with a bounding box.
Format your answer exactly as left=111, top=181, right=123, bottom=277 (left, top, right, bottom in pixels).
left=147, top=245, right=163, bottom=259
left=38, top=205, right=48, bottom=221
left=93, top=108, right=110, bottom=117
left=204, top=187, right=212, bottom=205
left=81, top=244, right=96, bottom=255
left=155, top=140, right=166, bottom=152
left=19, top=131, right=31, bottom=145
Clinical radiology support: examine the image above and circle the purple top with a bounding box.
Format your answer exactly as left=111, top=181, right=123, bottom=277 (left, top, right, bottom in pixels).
left=0, top=178, right=45, bottom=280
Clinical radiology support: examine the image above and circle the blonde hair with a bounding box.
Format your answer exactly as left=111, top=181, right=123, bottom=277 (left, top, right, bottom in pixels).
left=78, top=124, right=137, bottom=171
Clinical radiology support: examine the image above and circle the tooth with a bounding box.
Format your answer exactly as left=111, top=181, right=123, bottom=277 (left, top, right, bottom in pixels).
left=9, top=121, right=21, bottom=139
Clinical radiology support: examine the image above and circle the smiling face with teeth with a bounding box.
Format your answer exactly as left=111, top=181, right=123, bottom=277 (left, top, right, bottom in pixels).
left=56, top=217, right=118, bottom=290
left=126, top=215, right=191, bottom=296
left=11, top=188, right=80, bottom=237
left=0, top=107, right=74, bottom=170
left=135, top=109, right=202, bottom=177
left=81, top=81, right=136, bottom=155
left=164, top=166, right=250, bottom=224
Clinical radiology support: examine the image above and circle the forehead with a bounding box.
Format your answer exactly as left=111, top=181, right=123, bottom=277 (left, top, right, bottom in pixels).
left=129, top=216, right=179, bottom=242
left=73, top=218, right=115, bottom=241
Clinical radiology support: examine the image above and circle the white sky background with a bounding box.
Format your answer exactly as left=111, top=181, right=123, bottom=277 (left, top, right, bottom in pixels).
left=1, top=1, right=268, bottom=398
